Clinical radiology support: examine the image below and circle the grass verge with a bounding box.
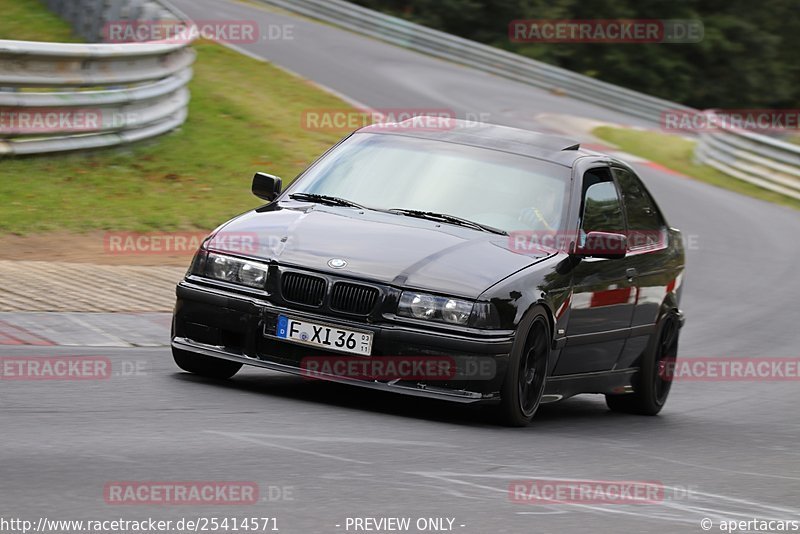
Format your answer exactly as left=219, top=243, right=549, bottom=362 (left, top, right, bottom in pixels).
left=592, top=126, right=800, bottom=211
left=0, top=0, right=354, bottom=234
left=0, top=0, right=81, bottom=42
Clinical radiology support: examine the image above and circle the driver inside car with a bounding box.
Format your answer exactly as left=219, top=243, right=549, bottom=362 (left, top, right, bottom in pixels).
left=518, top=181, right=562, bottom=231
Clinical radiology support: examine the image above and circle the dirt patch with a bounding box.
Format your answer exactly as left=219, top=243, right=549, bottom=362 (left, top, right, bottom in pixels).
left=0, top=231, right=202, bottom=267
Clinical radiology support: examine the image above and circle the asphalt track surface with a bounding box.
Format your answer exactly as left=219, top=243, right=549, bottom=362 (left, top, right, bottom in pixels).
left=3, top=1, right=800, bottom=533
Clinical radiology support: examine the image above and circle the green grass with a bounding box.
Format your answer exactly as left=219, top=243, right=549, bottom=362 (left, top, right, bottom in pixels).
left=0, top=40, right=354, bottom=233
left=0, top=0, right=81, bottom=42
left=0, top=0, right=354, bottom=233
left=593, top=126, right=800, bottom=211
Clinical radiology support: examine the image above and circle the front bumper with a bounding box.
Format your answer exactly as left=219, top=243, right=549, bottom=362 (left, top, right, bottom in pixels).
left=172, top=280, right=514, bottom=403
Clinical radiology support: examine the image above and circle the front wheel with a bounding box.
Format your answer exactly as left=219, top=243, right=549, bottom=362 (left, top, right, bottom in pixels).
left=498, top=311, right=551, bottom=426
left=606, top=312, right=680, bottom=415
left=172, top=347, right=243, bottom=379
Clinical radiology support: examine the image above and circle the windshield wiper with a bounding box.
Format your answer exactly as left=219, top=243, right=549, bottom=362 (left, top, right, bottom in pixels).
left=389, top=209, right=508, bottom=235
left=289, top=193, right=367, bottom=209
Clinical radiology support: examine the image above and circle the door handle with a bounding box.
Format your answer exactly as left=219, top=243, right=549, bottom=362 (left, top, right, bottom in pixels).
left=626, top=268, right=638, bottom=281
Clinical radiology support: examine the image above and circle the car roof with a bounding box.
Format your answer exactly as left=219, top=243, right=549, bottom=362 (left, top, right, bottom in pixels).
left=358, top=118, right=602, bottom=167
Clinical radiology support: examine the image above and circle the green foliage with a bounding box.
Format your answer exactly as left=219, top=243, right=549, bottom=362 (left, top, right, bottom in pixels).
left=352, top=0, right=799, bottom=109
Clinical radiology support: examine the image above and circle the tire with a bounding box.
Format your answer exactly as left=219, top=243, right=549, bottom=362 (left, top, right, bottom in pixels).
left=606, top=312, right=680, bottom=415
left=498, top=310, right=551, bottom=427
left=172, top=347, right=242, bottom=379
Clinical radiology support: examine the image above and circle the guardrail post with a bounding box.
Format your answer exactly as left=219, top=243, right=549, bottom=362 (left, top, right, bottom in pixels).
left=139, top=2, right=163, bottom=22
left=75, top=0, right=101, bottom=41
left=123, top=0, right=145, bottom=22
left=61, top=0, right=80, bottom=29
left=45, top=0, right=65, bottom=16
left=105, top=0, right=122, bottom=23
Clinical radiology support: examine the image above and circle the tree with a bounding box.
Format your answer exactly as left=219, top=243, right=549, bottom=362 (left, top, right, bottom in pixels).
left=351, top=0, right=799, bottom=109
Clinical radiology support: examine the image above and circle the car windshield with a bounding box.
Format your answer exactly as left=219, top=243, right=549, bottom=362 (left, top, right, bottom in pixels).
left=286, top=133, right=571, bottom=233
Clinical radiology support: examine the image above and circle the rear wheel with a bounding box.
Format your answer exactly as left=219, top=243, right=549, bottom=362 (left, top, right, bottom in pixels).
left=498, top=311, right=551, bottom=426
left=172, top=347, right=242, bottom=379
left=606, top=312, right=680, bottom=415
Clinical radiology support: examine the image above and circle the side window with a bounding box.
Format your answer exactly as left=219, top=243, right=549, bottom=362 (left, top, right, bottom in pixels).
left=612, top=168, right=666, bottom=250
left=580, top=169, right=625, bottom=238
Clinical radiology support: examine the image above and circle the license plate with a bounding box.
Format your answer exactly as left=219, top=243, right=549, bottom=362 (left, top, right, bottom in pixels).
left=274, top=315, right=373, bottom=355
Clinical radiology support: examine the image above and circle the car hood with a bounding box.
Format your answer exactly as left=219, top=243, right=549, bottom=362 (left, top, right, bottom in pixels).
left=210, top=204, right=551, bottom=298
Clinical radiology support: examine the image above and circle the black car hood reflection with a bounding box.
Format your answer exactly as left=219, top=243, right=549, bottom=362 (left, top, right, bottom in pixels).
left=211, top=204, right=552, bottom=298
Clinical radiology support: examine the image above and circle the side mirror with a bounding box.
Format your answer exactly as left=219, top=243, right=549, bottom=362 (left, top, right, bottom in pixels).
left=575, top=231, right=627, bottom=259
left=252, top=172, right=282, bottom=201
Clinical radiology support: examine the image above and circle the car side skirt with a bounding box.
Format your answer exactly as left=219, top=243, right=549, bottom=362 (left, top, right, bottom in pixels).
left=542, top=368, right=639, bottom=403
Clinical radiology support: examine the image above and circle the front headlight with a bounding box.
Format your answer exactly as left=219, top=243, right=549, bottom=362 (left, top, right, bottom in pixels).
left=200, top=252, right=268, bottom=289
left=397, top=292, right=473, bottom=325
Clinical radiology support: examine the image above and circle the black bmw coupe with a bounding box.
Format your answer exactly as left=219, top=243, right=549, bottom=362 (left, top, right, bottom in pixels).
left=171, top=119, right=685, bottom=425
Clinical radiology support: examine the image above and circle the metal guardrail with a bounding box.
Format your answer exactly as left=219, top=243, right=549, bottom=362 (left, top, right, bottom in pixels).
left=256, top=0, right=696, bottom=125
left=0, top=0, right=194, bottom=157
left=695, top=122, right=800, bottom=201
left=258, top=0, right=800, bottom=202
